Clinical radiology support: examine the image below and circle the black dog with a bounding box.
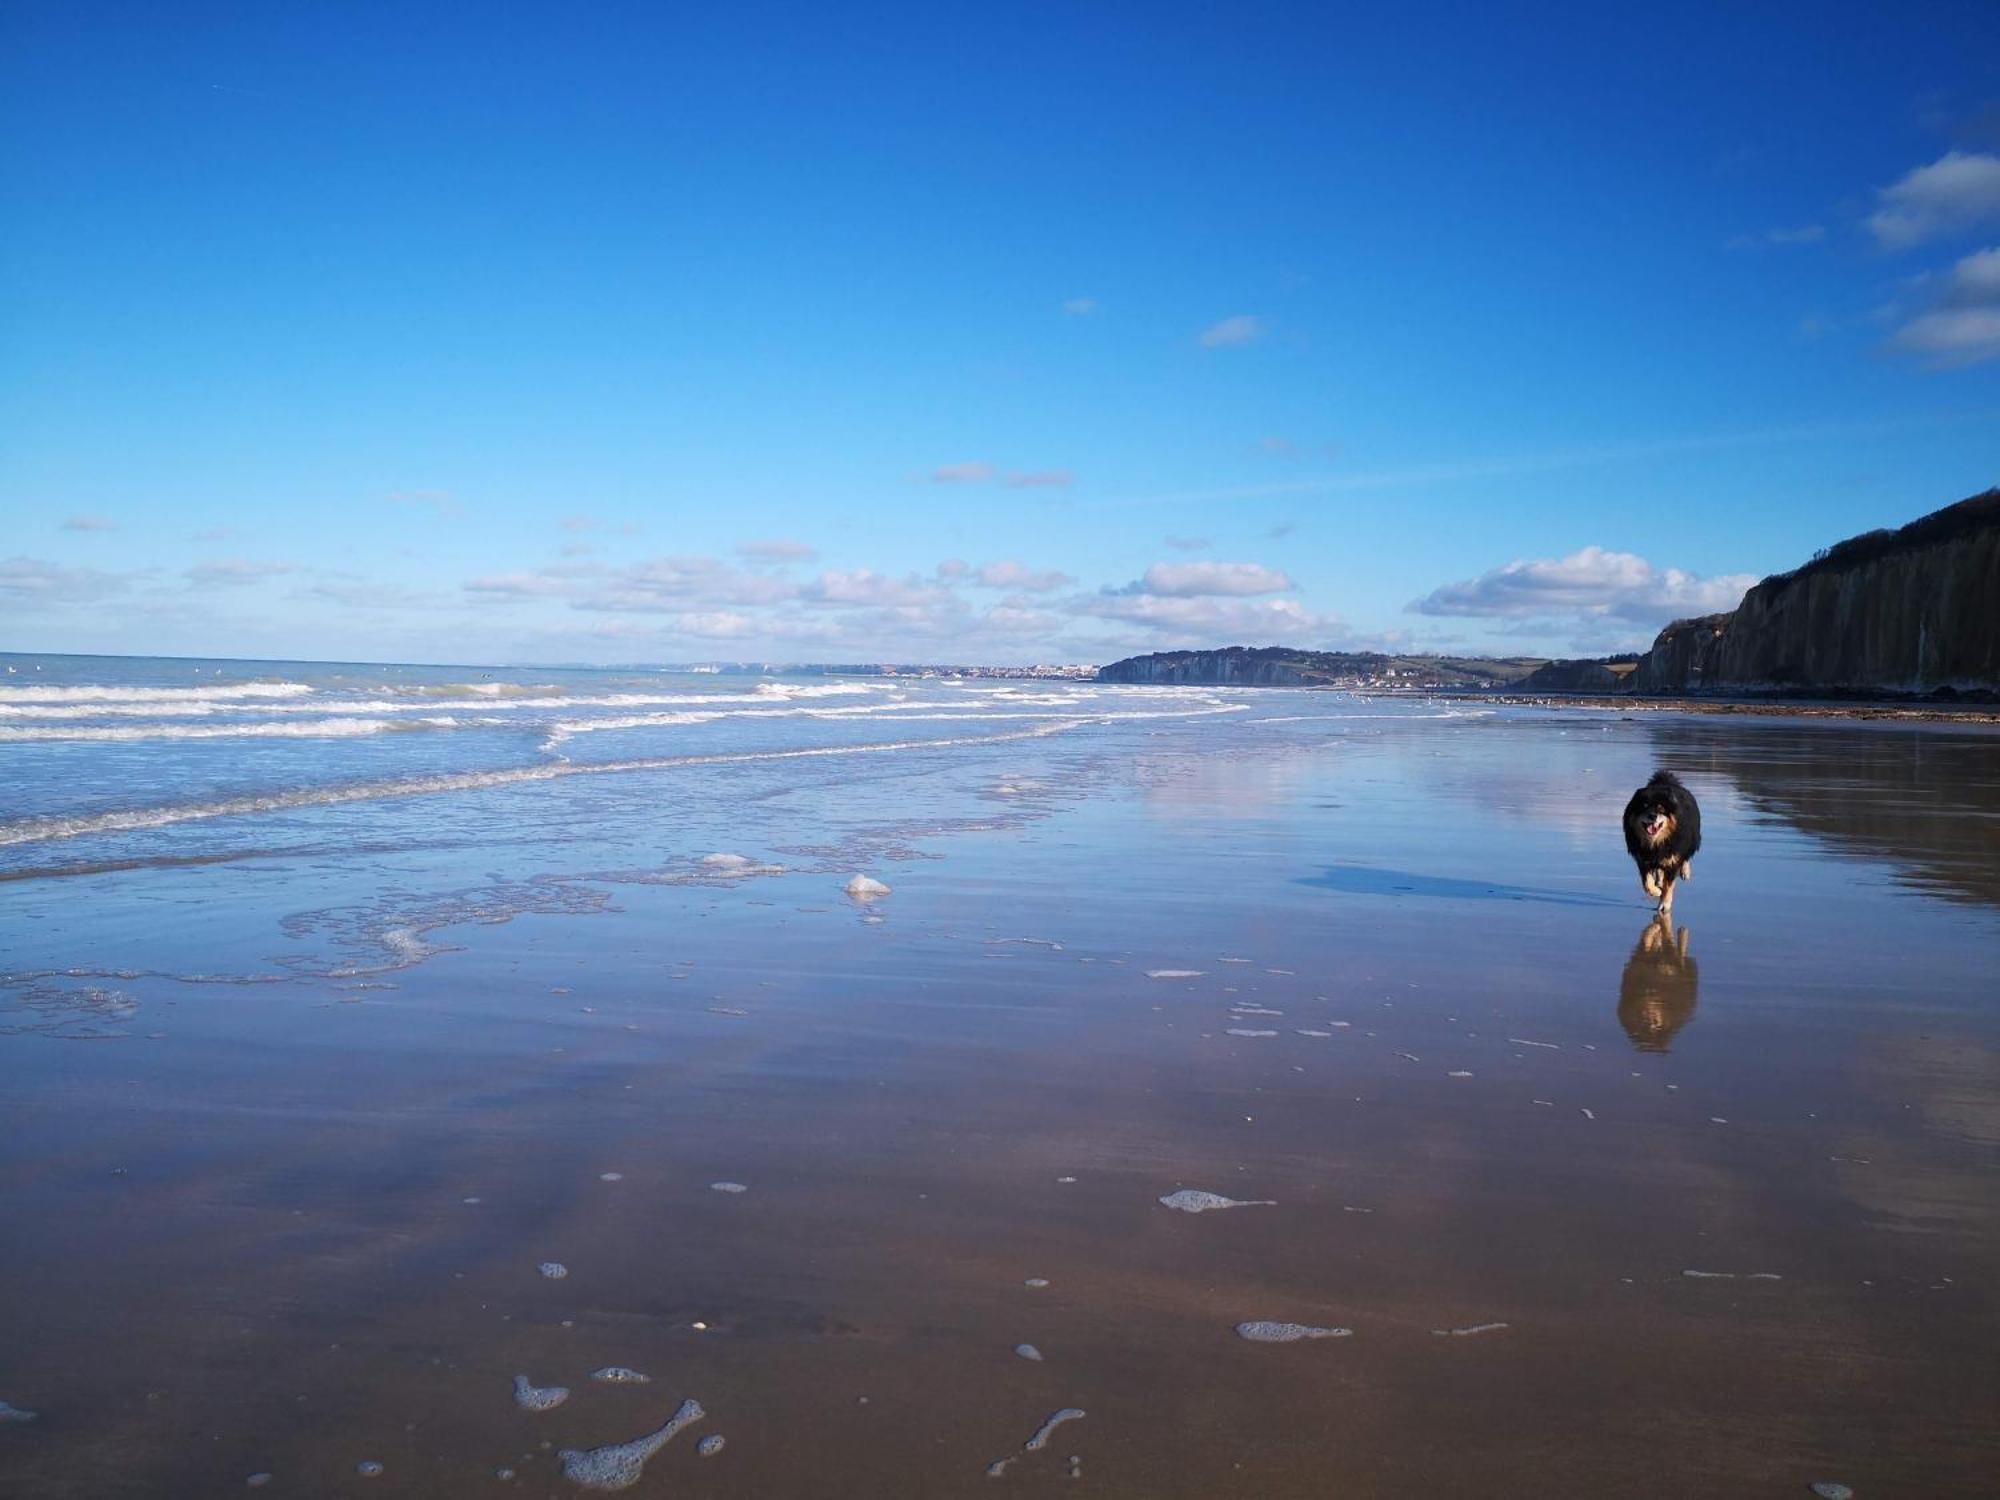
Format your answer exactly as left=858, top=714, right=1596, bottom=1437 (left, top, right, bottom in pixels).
left=1623, top=770, right=1701, bottom=917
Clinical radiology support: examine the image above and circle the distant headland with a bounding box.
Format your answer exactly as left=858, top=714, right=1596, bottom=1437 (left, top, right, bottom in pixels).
left=1098, top=488, right=2000, bottom=703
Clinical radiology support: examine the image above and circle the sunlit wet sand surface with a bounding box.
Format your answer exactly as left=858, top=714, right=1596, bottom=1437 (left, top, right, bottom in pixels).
left=2, top=669, right=1996, bottom=1496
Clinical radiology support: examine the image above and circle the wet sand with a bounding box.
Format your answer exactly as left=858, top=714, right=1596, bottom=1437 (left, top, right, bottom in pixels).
left=3, top=708, right=1997, bottom=1496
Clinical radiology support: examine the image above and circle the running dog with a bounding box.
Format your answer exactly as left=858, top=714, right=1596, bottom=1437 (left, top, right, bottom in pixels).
left=1622, top=770, right=1701, bottom=917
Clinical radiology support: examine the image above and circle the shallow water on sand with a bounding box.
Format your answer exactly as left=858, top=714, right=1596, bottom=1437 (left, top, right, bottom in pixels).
left=2, top=661, right=1997, bottom=1496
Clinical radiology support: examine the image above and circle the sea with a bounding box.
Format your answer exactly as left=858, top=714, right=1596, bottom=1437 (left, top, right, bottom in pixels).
left=2, top=652, right=1996, bottom=1496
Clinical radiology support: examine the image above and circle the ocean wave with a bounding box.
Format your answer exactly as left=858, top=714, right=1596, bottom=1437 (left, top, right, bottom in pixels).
left=0, top=681, right=316, bottom=705
left=0, top=684, right=899, bottom=720
left=0, top=716, right=467, bottom=743
left=0, top=721, right=1084, bottom=847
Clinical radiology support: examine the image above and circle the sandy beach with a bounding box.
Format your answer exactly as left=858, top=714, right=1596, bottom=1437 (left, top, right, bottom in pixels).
left=2, top=666, right=1995, bottom=1496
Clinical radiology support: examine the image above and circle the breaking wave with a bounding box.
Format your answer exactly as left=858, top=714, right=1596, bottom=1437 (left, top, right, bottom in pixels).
left=0, top=716, right=471, bottom=743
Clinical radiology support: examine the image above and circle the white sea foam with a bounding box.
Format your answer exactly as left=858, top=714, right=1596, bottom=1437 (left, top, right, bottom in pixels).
left=0, top=720, right=1084, bottom=848
left=0, top=716, right=464, bottom=743
left=1235, top=1321, right=1351, bottom=1343
left=512, top=1374, right=569, bottom=1411
left=0, top=681, right=315, bottom=704
left=558, top=1399, right=705, bottom=1491
left=1159, top=1189, right=1276, bottom=1213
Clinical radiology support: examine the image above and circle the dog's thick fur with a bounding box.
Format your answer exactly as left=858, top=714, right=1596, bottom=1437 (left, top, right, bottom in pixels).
left=1623, top=770, right=1701, bottom=916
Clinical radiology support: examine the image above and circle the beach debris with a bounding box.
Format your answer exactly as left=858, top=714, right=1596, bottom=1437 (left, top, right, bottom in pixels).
left=705, top=1005, right=750, bottom=1016
left=1395, top=1051, right=1421, bottom=1063
left=1579, top=1108, right=1596, bottom=1121
left=357, top=1461, right=384, bottom=1477
left=538, top=1262, right=569, bottom=1279
left=1234, top=1321, right=1351, bottom=1343
left=558, top=1398, right=705, bottom=1491
left=1295, top=1028, right=1334, bottom=1037
left=1507, top=1037, right=1560, bottom=1049
left=1809, top=1484, right=1854, bottom=1500
left=1229, top=1005, right=1283, bottom=1016
left=1225, top=1028, right=1278, bottom=1038
left=1146, top=969, right=1204, bottom=979
left=598, top=1172, right=624, bottom=1182
left=513, top=1375, right=570, bottom=1412
left=1055, top=1176, right=1077, bottom=1184
left=843, top=875, right=891, bottom=901
left=1024, top=1277, right=1050, bottom=1288
left=1158, top=1189, right=1275, bottom=1214
left=1431, top=1322, right=1510, bottom=1337
left=591, top=1367, right=652, bottom=1385
left=1265, top=968, right=1295, bottom=975
left=1014, top=1344, right=1044, bottom=1361
left=709, top=1181, right=748, bottom=1194
left=1447, top=1070, right=1474, bottom=1078
left=1023, top=1408, right=1085, bottom=1451
left=0, top=1401, right=37, bottom=1423
left=698, top=1435, right=725, bottom=1457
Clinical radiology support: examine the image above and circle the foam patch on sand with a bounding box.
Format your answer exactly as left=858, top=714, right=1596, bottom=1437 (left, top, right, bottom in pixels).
left=513, top=1375, right=570, bottom=1411
left=558, top=1399, right=705, bottom=1491
left=1235, top=1321, right=1351, bottom=1343
left=1158, top=1189, right=1275, bottom=1213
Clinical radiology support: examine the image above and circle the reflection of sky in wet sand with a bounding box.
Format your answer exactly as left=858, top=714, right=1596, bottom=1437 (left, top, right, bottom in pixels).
left=2, top=699, right=1998, bottom=1495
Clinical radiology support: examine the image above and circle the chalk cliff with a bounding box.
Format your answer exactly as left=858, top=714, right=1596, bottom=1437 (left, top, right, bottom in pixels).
left=1632, top=489, right=1999, bottom=695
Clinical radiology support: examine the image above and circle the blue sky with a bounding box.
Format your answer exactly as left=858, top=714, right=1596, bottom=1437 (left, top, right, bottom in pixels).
left=3, top=0, right=1997, bottom=665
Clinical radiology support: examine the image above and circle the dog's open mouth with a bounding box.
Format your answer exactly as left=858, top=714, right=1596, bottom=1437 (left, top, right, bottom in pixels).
left=1645, top=814, right=1672, bottom=840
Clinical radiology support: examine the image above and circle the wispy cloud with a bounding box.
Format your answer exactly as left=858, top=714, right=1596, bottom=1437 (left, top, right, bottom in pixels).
left=736, top=538, right=818, bottom=563
left=0, top=555, right=135, bottom=601
left=1003, top=469, right=1073, bottom=489
left=1062, top=297, right=1097, bottom=316
left=1130, top=560, right=1294, bottom=597
left=1091, top=411, right=1998, bottom=510
left=1198, top=314, right=1267, bottom=349
left=61, top=514, right=117, bottom=532
left=185, top=558, right=297, bottom=588
left=1868, top=151, right=2000, bottom=249
left=1164, top=535, right=1211, bottom=551
left=189, top=526, right=239, bottom=543
left=972, top=560, right=1074, bottom=592
left=1888, top=246, right=2000, bottom=366
left=931, top=461, right=996, bottom=484
left=1411, top=546, right=1755, bottom=627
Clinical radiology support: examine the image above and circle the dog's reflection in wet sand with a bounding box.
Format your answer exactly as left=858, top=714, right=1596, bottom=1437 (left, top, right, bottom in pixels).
left=1618, top=914, right=1699, bottom=1052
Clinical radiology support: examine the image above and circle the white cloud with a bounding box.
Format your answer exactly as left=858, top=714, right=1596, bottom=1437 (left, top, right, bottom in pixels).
left=972, top=560, right=1074, bottom=592
left=465, top=572, right=570, bottom=598
left=1411, top=546, right=1755, bottom=625
left=61, top=514, right=117, bottom=532
left=935, top=558, right=969, bottom=579
left=1198, top=315, right=1267, bottom=349
left=1062, top=297, right=1097, bottom=316
left=1889, top=246, right=2000, bottom=366
left=578, top=556, right=799, bottom=611
left=0, top=555, right=134, bottom=601
left=806, top=569, right=952, bottom=608
left=185, top=558, right=297, bottom=588
left=1135, top=560, right=1294, bottom=597
left=736, top=538, right=817, bottom=563
left=931, top=461, right=995, bottom=484
left=1868, top=151, right=2000, bottom=249
left=1074, top=591, right=1339, bottom=644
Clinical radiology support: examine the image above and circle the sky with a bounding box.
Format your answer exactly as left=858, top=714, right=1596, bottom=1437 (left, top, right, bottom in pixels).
left=3, top=0, right=1998, bottom=667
